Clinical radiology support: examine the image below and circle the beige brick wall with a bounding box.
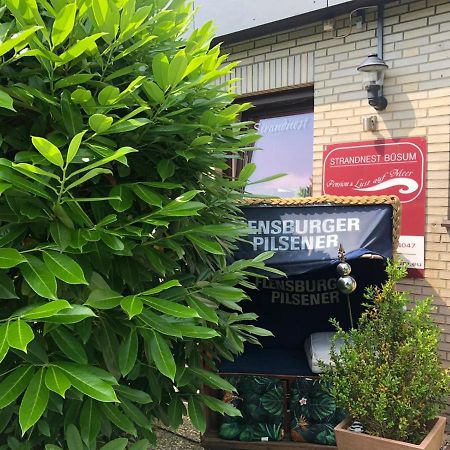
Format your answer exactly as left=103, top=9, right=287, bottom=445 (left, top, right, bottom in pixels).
left=221, top=0, right=450, bottom=422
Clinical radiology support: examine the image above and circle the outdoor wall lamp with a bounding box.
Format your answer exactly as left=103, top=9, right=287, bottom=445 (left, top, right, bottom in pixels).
left=357, top=54, right=388, bottom=111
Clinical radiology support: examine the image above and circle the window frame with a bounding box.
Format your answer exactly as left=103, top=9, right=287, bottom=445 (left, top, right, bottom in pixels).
left=231, top=87, right=314, bottom=189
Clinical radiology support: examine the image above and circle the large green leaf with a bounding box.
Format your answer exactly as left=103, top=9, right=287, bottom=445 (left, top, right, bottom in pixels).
left=92, top=0, right=108, bottom=25
left=0, top=248, right=26, bottom=268
left=101, top=403, right=137, bottom=435
left=203, top=284, right=246, bottom=301
left=98, top=86, right=119, bottom=106
left=55, top=362, right=118, bottom=402
left=115, top=35, right=156, bottom=60
left=175, top=324, right=219, bottom=339
left=92, top=0, right=119, bottom=42
left=0, top=90, right=15, bottom=111
left=31, top=136, right=64, bottom=168
left=187, top=395, right=206, bottom=433
left=0, top=366, right=34, bottom=408
left=50, top=218, right=72, bottom=249
left=12, top=162, right=60, bottom=181
left=120, top=398, right=151, bottom=430
left=0, top=272, right=18, bottom=299
left=52, top=326, right=88, bottom=364
left=19, top=368, right=49, bottom=434
left=99, top=439, right=128, bottom=450
left=67, top=131, right=87, bottom=165
left=52, top=2, right=76, bottom=46
left=186, top=296, right=218, bottom=324
left=167, top=396, right=184, bottom=430
left=21, top=255, right=58, bottom=300
left=85, top=288, right=123, bottom=309
left=143, top=296, right=198, bottom=318
left=43, top=251, right=87, bottom=284
left=45, top=366, right=71, bottom=398
left=89, top=114, right=113, bottom=133
left=54, top=74, right=97, bottom=90
left=148, top=330, right=176, bottom=381
left=67, top=146, right=137, bottom=178
left=238, top=162, right=256, bottom=182
left=22, top=300, right=71, bottom=320
left=168, top=50, right=188, bottom=87
left=133, top=185, right=162, bottom=207
left=80, top=398, right=101, bottom=446
left=43, top=305, right=96, bottom=323
left=138, top=310, right=182, bottom=337
left=109, top=185, right=133, bottom=212
left=156, top=200, right=206, bottom=217
left=56, top=33, right=106, bottom=66
left=200, top=394, right=242, bottom=417
left=156, top=159, right=175, bottom=181
left=142, top=81, right=164, bottom=103
left=99, top=231, right=124, bottom=251
left=141, top=280, right=181, bottom=295
left=65, top=168, right=112, bottom=191
left=188, top=367, right=236, bottom=392
left=105, top=116, right=149, bottom=133
left=61, top=91, right=84, bottom=137
left=66, top=424, right=84, bottom=450
left=7, top=319, right=34, bottom=352
left=118, top=329, right=138, bottom=376
left=187, top=234, right=225, bottom=255
left=129, top=440, right=150, bottom=450
left=0, top=166, right=52, bottom=200
left=0, top=26, right=41, bottom=57
left=120, top=295, right=143, bottom=319
left=152, top=53, right=169, bottom=90
left=0, top=323, right=9, bottom=363
left=115, top=385, right=152, bottom=404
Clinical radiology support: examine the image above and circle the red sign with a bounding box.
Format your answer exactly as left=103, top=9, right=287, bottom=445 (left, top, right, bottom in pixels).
left=322, top=137, right=426, bottom=276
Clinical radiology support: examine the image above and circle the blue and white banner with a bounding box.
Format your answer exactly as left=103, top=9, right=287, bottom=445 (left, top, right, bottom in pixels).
left=236, top=204, right=394, bottom=275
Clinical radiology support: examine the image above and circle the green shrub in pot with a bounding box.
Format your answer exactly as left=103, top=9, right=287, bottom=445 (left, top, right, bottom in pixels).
left=321, top=260, right=450, bottom=445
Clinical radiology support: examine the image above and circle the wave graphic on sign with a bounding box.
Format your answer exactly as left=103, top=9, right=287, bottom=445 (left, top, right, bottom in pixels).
left=354, top=177, right=418, bottom=194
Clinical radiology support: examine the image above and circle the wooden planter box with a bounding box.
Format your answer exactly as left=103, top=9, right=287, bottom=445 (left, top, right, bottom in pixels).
left=201, top=433, right=337, bottom=450
left=334, top=416, right=446, bottom=450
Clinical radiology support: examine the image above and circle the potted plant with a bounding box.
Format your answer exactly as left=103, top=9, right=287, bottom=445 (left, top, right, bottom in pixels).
left=321, top=260, right=450, bottom=450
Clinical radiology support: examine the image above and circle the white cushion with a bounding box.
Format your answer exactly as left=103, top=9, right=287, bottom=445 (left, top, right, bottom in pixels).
left=304, top=331, right=344, bottom=374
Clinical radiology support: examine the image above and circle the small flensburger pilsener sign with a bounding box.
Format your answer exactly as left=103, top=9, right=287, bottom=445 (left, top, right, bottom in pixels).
left=322, top=137, right=426, bottom=276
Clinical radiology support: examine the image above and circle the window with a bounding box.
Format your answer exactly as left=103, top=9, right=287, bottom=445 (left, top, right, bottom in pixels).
left=248, top=111, right=313, bottom=197
left=236, top=87, right=314, bottom=198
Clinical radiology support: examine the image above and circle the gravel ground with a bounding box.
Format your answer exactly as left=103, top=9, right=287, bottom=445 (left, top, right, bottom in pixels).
left=153, top=418, right=202, bottom=450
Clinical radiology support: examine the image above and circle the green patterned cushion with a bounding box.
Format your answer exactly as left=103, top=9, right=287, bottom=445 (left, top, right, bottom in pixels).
left=219, top=375, right=284, bottom=441
left=290, top=377, right=346, bottom=445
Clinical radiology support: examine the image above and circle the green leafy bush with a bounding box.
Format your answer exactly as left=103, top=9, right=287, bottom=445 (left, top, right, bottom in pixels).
left=0, top=0, right=278, bottom=447
left=321, top=260, right=450, bottom=444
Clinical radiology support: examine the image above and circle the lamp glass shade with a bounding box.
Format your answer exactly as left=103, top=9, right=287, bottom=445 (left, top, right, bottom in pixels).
left=357, top=54, right=388, bottom=73
left=361, top=71, right=378, bottom=84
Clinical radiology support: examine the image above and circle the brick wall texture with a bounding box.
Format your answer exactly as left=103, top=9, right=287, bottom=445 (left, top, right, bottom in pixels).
left=220, top=0, right=450, bottom=422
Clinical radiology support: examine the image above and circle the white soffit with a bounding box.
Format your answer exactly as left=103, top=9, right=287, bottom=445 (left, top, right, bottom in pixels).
left=191, top=0, right=356, bottom=37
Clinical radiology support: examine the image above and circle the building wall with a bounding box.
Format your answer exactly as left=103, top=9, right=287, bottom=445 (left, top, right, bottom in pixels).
left=220, top=0, right=450, bottom=420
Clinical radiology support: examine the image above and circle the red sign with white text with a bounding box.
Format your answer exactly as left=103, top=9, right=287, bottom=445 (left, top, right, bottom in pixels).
left=323, top=138, right=426, bottom=276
